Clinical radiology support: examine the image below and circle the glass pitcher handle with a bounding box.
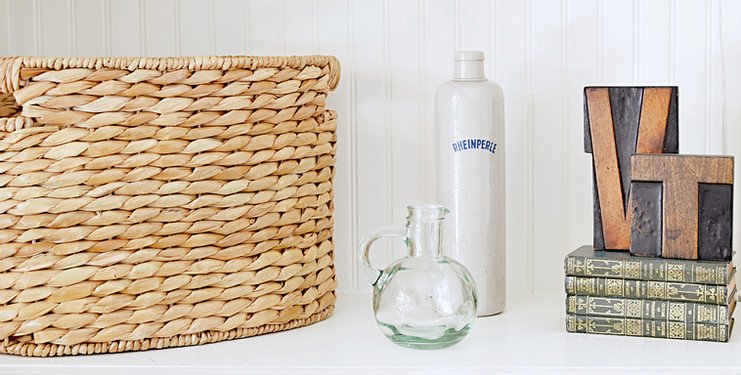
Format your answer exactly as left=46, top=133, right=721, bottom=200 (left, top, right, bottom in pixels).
left=358, top=226, right=407, bottom=285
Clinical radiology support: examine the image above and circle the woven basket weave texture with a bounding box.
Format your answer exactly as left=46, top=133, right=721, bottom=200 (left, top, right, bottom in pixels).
left=0, top=55, right=340, bottom=356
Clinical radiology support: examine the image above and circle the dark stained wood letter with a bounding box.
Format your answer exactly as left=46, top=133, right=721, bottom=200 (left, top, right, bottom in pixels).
left=584, top=86, right=678, bottom=250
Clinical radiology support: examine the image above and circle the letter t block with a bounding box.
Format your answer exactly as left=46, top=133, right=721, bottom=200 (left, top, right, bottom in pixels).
left=630, top=154, right=734, bottom=261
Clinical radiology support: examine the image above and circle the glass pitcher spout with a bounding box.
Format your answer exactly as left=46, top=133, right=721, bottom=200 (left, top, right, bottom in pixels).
left=406, top=205, right=449, bottom=258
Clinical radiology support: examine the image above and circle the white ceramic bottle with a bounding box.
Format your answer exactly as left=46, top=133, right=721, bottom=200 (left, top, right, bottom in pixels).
left=435, top=51, right=506, bottom=317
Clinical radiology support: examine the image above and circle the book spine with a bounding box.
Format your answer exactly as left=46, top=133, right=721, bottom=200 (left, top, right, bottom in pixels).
left=566, top=295, right=731, bottom=324
left=565, top=276, right=730, bottom=305
left=565, top=314, right=730, bottom=342
left=564, top=254, right=729, bottom=284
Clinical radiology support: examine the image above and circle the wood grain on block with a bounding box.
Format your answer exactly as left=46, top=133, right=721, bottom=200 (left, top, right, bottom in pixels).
left=584, top=87, right=678, bottom=250
left=636, top=88, right=673, bottom=152
left=609, top=87, right=642, bottom=207
left=631, top=154, right=734, bottom=260
left=698, top=184, right=733, bottom=261
left=586, top=88, right=630, bottom=249
left=630, top=181, right=663, bottom=257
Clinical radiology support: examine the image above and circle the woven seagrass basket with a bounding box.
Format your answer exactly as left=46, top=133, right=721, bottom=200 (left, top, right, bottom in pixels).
left=0, top=55, right=339, bottom=356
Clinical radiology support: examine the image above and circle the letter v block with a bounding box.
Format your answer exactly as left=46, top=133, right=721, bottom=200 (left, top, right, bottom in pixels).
left=584, top=87, right=678, bottom=250
left=630, top=154, right=734, bottom=261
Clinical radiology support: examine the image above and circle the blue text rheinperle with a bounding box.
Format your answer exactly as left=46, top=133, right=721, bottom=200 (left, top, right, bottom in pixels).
left=451, top=139, right=497, bottom=154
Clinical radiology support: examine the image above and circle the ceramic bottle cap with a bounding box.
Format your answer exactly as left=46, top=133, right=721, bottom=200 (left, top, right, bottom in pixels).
left=454, top=51, right=485, bottom=61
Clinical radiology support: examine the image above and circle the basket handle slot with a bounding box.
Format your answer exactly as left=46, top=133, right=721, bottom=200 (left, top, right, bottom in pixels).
left=0, top=58, right=36, bottom=137
left=0, top=92, right=20, bottom=117
left=0, top=57, right=33, bottom=140
left=0, top=92, right=33, bottom=137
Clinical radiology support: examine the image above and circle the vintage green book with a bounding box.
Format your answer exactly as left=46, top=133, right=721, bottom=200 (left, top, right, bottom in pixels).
left=565, top=314, right=732, bottom=342
left=566, top=295, right=736, bottom=324
left=564, top=245, right=733, bottom=285
left=564, top=274, right=736, bottom=305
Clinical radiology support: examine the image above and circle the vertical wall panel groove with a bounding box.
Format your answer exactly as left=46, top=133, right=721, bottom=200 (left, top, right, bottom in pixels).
left=33, top=0, right=41, bottom=54
left=284, top=3, right=316, bottom=59
left=103, top=0, right=111, bottom=56
left=173, top=0, right=180, bottom=55
left=179, top=0, right=211, bottom=56
left=712, top=0, right=723, bottom=154
left=676, top=0, right=708, bottom=153
left=525, top=0, right=534, bottom=293
left=2, top=0, right=737, bottom=294
left=144, top=0, right=176, bottom=56
left=602, top=1, right=634, bottom=83
left=453, top=0, right=460, bottom=50
left=0, top=0, right=9, bottom=55
left=243, top=0, right=250, bottom=52
left=670, top=0, right=677, bottom=82
left=139, top=0, right=146, bottom=55
left=633, top=0, right=639, bottom=81
left=489, top=1, right=496, bottom=80
left=713, top=0, right=728, bottom=155
left=382, top=0, right=394, bottom=266
left=561, top=0, right=569, bottom=256
left=248, top=2, right=281, bottom=55
left=348, top=0, right=359, bottom=291
left=706, top=0, right=724, bottom=155
left=705, top=0, right=712, bottom=152
left=279, top=0, right=286, bottom=55
left=638, top=1, right=671, bottom=84
left=312, top=0, right=319, bottom=51
left=108, top=0, right=141, bottom=56
left=6, top=2, right=35, bottom=62
left=417, top=0, right=425, bottom=223
left=212, top=0, right=245, bottom=54
left=460, top=1, right=491, bottom=63
left=40, top=0, right=72, bottom=55
left=207, top=0, right=214, bottom=54
left=419, top=0, right=428, bottom=204
left=68, top=0, right=76, bottom=55
left=74, top=0, right=105, bottom=56
left=597, top=0, right=603, bottom=81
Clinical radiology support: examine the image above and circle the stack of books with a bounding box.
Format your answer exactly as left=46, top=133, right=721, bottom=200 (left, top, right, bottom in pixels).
left=564, top=245, right=736, bottom=342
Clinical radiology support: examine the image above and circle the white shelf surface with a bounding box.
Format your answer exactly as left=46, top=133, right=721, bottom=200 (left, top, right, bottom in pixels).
left=2, top=293, right=740, bottom=374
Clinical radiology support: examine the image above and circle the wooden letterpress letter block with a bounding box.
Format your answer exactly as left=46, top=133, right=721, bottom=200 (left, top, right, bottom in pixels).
left=630, top=154, right=734, bottom=260
left=584, top=87, right=678, bottom=250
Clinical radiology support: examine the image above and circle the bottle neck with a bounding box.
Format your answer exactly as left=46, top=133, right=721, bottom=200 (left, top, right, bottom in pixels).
left=453, top=60, right=486, bottom=81
left=407, top=219, right=444, bottom=258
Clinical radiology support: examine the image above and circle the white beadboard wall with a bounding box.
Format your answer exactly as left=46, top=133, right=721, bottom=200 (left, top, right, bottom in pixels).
left=2, top=0, right=741, bottom=294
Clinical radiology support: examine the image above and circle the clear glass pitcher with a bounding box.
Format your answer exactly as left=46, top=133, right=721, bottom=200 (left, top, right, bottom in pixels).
left=359, top=204, right=477, bottom=349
